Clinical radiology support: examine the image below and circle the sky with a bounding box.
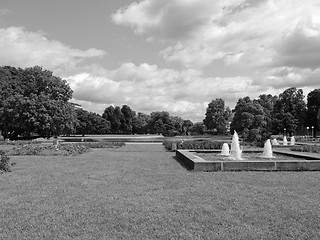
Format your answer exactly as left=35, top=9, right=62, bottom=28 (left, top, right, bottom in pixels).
left=1, top=0, right=320, bottom=122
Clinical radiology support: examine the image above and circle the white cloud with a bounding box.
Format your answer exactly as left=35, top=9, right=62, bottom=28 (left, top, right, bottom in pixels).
left=274, top=16, right=320, bottom=69
left=113, top=0, right=320, bottom=75
left=112, top=0, right=222, bottom=40
left=0, top=8, right=11, bottom=17
left=110, top=0, right=320, bottom=115
left=66, top=62, right=262, bottom=121
left=0, top=27, right=106, bottom=74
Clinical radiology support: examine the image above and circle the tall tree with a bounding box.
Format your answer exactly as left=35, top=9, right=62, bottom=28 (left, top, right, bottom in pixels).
left=0, top=66, right=76, bottom=139
left=272, top=87, right=306, bottom=136
left=231, top=96, right=267, bottom=143
left=102, top=105, right=118, bottom=133
left=182, top=120, right=193, bottom=135
left=120, top=105, right=135, bottom=134
left=113, top=106, right=124, bottom=133
left=254, top=94, right=278, bottom=139
left=76, top=109, right=110, bottom=135
left=306, top=89, right=320, bottom=137
left=148, top=111, right=181, bottom=136
left=132, top=112, right=150, bottom=134
left=203, top=98, right=230, bottom=134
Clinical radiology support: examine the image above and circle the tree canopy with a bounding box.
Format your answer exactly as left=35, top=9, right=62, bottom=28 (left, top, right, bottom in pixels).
left=203, top=98, right=231, bottom=134
left=2, top=65, right=319, bottom=140
left=272, top=87, right=306, bottom=135
left=75, top=109, right=110, bottom=136
left=306, top=89, right=320, bottom=137
left=230, top=96, right=268, bottom=144
left=0, top=66, right=76, bottom=139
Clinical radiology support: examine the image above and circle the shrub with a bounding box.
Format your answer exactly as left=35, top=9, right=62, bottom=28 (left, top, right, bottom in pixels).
left=8, top=141, right=126, bottom=156
left=0, top=140, right=34, bottom=145
left=60, top=144, right=90, bottom=156
left=291, top=145, right=320, bottom=153
left=0, top=150, right=11, bottom=172
left=82, top=141, right=125, bottom=148
left=163, top=139, right=224, bottom=150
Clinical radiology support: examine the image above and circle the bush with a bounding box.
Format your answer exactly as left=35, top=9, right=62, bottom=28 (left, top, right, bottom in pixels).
left=163, top=139, right=224, bottom=150
left=8, top=141, right=126, bottom=156
left=291, top=145, right=320, bottom=153
left=9, top=144, right=90, bottom=156
left=82, top=141, right=125, bottom=148
left=0, top=150, right=11, bottom=172
left=0, top=140, right=34, bottom=145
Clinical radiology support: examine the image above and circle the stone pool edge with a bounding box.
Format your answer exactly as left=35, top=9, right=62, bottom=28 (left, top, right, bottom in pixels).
left=176, top=149, right=320, bottom=171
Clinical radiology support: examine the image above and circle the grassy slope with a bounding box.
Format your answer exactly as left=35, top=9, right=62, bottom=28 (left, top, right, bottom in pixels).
left=1, top=144, right=320, bottom=239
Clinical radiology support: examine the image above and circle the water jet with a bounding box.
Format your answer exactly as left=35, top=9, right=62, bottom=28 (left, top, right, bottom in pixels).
left=220, top=143, right=230, bottom=156
left=283, top=136, right=288, bottom=145
left=230, top=131, right=242, bottom=160
left=259, top=139, right=274, bottom=158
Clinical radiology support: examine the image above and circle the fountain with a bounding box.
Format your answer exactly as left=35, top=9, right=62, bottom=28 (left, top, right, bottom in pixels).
left=230, top=131, right=242, bottom=160
left=176, top=130, right=320, bottom=171
left=220, top=143, right=230, bottom=156
left=290, top=136, right=295, bottom=146
left=271, top=138, right=279, bottom=145
left=283, top=136, right=288, bottom=145
left=260, top=139, right=274, bottom=158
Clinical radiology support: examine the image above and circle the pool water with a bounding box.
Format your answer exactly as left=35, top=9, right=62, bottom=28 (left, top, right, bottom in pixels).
left=195, top=152, right=305, bottom=162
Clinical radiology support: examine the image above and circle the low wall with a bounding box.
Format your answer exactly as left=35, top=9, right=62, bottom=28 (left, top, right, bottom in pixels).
left=176, top=150, right=320, bottom=172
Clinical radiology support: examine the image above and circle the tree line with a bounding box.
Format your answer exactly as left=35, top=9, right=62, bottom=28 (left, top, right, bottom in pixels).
left=203, top=87, right=320, bottom=144
left=76, top=106, right=194, bottom=136
left=0, top=66, right=195, bottom=139
left=1, top=65, right=320, bottom=141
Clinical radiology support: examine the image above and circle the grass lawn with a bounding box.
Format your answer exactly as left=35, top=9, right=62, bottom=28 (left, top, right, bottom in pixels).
left=1, top=143, right=320, bottom=239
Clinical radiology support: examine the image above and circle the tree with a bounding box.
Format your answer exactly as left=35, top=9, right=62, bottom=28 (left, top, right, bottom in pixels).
left=148, top=111, right=172, bottom=135
left=307, top=89, right=320, bottom=137
left=113, top=106, right=124, bottom=133
left=203, top=98, right=230, bottom=134
left=182, top=120, right=193, bottom=135
left=132, top=112, right=150, bottom=134
left=75, top=109, right=110, bottom=135
left=190, top=122, right=205, bottom=135
left=231, top=96, right=267, bottom=144
left=102, top=105, right=116, bottom=132
left=254, top=94, right=278, bottom=139
left=120, top=105, right=135, bottom=134
left=148, top=111, right=183, bottom=136
left=0, top=66, right=76, bottom=139
left=272, top=87, right=306, bottom=136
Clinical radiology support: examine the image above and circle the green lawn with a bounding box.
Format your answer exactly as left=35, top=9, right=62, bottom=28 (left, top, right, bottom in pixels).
left=1, top=143, right=320, bottom=239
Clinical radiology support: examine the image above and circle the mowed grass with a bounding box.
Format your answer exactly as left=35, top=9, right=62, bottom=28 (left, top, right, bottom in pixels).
left=1, top=143, right=320, bottom=239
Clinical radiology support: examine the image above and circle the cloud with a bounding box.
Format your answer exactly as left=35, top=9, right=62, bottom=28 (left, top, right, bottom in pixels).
left=111, top=0, right=320, bottom=111
left=66, top=62, right=262, bottom=121
left=274, top=16, right=320, bottom=69
left=113, top=0, right=320, bottom=73
left=111, top=0, right=221, bottom=40
left=0, top=27, right=106, bottom=74
left=258, top=67, right=320, bottom=90
left=0, top=8, right=11, bottom=18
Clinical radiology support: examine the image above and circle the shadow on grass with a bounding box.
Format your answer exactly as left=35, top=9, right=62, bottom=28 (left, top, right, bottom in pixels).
left=172, top=155, right=193, bottom=171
